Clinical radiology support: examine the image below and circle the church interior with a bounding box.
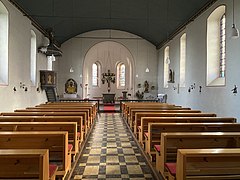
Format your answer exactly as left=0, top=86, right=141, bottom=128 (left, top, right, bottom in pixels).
left=0, top=0, right=240, bottom=179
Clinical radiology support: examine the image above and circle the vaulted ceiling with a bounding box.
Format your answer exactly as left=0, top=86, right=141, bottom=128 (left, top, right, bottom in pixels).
left=10, top=0, right=217, bottom=48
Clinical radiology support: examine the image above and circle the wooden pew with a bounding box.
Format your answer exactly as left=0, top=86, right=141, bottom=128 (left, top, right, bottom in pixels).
left=129, top=109, right=201, bottom=127
left=127, top=105, right=190, bottom=124
left=150, top=123, right=240, bottom=170
left=139, top=117, right=236, bottom=147
left=172, top=148, right=240, bottom=180
left=131, top=110, right=202, bottom=132
left=0, top=131, right=70, bottom=178
left=36, top=104, right=97, bottom=121
left=24, top=106, right=94, bottom=125
left=1, top=112, right=88, bottom=138
left=161, top=132, right=240, bottom=178
left=18, top=108, right=92, bottom=129
left=0, top=116, right=85, bottom=142
left=0, top=149, right=57, bottom=180
left=121, top=102, right=170, bottom=117
left=42, top=102, right=98, bottom=116
left=0, top=122, right=79, bottom=158
left=133, top=112, right=215, bottom=135
left=122, top=102, right=175, bottom=120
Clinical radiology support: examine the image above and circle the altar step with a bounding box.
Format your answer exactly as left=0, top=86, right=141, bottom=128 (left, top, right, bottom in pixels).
left=98, top=103, right=120, bottom=113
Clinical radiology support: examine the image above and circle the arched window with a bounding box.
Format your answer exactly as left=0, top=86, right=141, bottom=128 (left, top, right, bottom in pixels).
left=30, top=30, right=37, bottom=86
left=164, top=46, right=170, bottom=88
left=0, top=2, right=9, bottom=85
left=117, top=63, right=125, bottom=88
left=206, top=5, right=226, bottom=86
left=92, top=62, right=100, bottom=87
left=180, top=33, right=186, bottom=87
left=219, top=14, right=226, bottom=78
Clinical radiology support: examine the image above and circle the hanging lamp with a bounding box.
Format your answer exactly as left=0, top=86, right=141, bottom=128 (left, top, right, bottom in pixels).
left=231, top=0, right=239, bottom=38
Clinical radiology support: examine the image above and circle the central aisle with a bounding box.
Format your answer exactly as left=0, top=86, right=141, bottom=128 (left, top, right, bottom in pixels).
left=71, top=113, right=155, bottom=180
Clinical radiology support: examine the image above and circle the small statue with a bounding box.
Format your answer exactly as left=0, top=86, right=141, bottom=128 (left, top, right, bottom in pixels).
left=168, top=69, right=174, bottom=83
left=144, top=80, right=149, bottom=93
left=232, top=85, right=238, bottom=95
left=136, top=90, right=144, bottom=99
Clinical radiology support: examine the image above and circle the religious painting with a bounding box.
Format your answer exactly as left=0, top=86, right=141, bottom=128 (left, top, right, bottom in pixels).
left=40, top=70, right=57, bottom=89
left=65, top=78, right=77, bottom=94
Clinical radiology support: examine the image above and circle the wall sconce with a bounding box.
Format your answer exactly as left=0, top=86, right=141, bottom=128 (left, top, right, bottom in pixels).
left=20, top=82, right=25, bottom=89
left=19, top=82, right=27, bottom=92
left=70, top=67, right=74, bottom=73
left=191, top=83, right=196, bottom=90
left=13, top=87, right=17, bottom=92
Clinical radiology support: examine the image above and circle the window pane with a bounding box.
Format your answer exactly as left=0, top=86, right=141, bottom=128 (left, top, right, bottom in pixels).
left=180, top=33, right=186, bottom=87
left=219, top=14, right=226, bottom=78
left=119, top=64, right=125, bottom=87
left=30, top=30, right=37, bottom=85
left=92, top=63, right=98, bottom=86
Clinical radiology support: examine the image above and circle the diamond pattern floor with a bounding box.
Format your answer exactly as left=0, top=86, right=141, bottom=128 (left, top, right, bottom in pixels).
left=71, top=113, right=155, bottom=180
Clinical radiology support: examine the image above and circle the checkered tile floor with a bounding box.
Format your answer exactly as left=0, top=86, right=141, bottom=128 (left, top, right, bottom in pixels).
left=71, top=113, right=155, bottom=180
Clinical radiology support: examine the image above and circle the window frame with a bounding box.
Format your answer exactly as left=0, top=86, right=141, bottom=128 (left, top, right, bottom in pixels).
left=206, top=5, right=226, bottom=87
left=117, top=62, right=126, bottom=89
left=0, top=2, right=9, bottom=86
left=92, top=62, right=100, bottom=87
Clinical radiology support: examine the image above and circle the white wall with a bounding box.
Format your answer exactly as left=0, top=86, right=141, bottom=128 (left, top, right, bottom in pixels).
left=0, top=0, right=48, bottom=112
left=57, top=30, right=158, bottom=99
left=158, top=0, right=240, bottom=120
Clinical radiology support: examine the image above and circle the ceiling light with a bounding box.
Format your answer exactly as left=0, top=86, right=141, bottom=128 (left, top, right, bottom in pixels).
left=145, top=67, right=150, bottom=73
left=231, top=24, right=239, bottom=38
left=231, top=0, right=239, bottom=39
left=70, top=67, right=74, bottom=73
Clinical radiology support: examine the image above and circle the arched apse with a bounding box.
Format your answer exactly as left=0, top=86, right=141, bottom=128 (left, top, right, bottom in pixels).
left=82, top=41, right=134, bottom=99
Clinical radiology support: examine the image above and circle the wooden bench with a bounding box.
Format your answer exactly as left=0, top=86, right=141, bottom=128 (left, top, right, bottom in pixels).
left=1, top=111, right=88, bottom=134
left=121, top=102, right=171, bottom=117
left=147, top=121, right=238, bottom=161
left=0, top=122, right=79, bottom=159
left=24, top=106, right=94, bottom=126
left=127, top=105, right=190, bottom=124
left=0, top=115, right=85, bottom=141
left=0, top=149, right=57, bottom=180
left=131, top=110, right=202, bottom=133
left=1, top=112, right=87, bottom=140
left=133, top=112, right=215, bottom=136
left=42, top=102, right=98, bottom=117
left=121, top=102, right=175, bottom=120
left=161, top=132, right=240, bottom=178
left=0, top=131, right=70, bottom=178
left=31, top=108, right=92, bottom=129
left=169, top=148, right=240, bottom=180
left=139, top=117, right=236, bottom=147
left=36, top=105, right=97, bottom=122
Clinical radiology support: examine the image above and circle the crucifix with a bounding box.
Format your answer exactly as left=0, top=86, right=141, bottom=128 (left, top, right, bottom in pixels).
left=101, top=69, right=115, bottom=92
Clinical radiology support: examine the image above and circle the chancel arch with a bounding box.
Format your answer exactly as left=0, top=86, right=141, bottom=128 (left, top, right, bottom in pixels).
left=83, top=41, right=134, bottom=99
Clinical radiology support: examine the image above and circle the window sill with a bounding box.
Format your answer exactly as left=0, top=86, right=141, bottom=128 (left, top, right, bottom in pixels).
left=207, top=77, right=225, bottom=87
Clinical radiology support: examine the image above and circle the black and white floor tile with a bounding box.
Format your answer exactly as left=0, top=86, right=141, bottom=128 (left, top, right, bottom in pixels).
left=71, top=113, right=155, bottom=180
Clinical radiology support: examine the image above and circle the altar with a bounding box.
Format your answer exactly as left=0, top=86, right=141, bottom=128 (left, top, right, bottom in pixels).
left=102, top=93, right=115, bottom=103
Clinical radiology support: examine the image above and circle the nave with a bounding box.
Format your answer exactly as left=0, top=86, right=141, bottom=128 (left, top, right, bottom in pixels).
left=71, top=113, right=156, bottom=180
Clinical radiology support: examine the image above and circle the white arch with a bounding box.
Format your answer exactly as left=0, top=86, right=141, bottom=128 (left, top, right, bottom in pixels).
left=82, top=41, right=134, bottom=99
